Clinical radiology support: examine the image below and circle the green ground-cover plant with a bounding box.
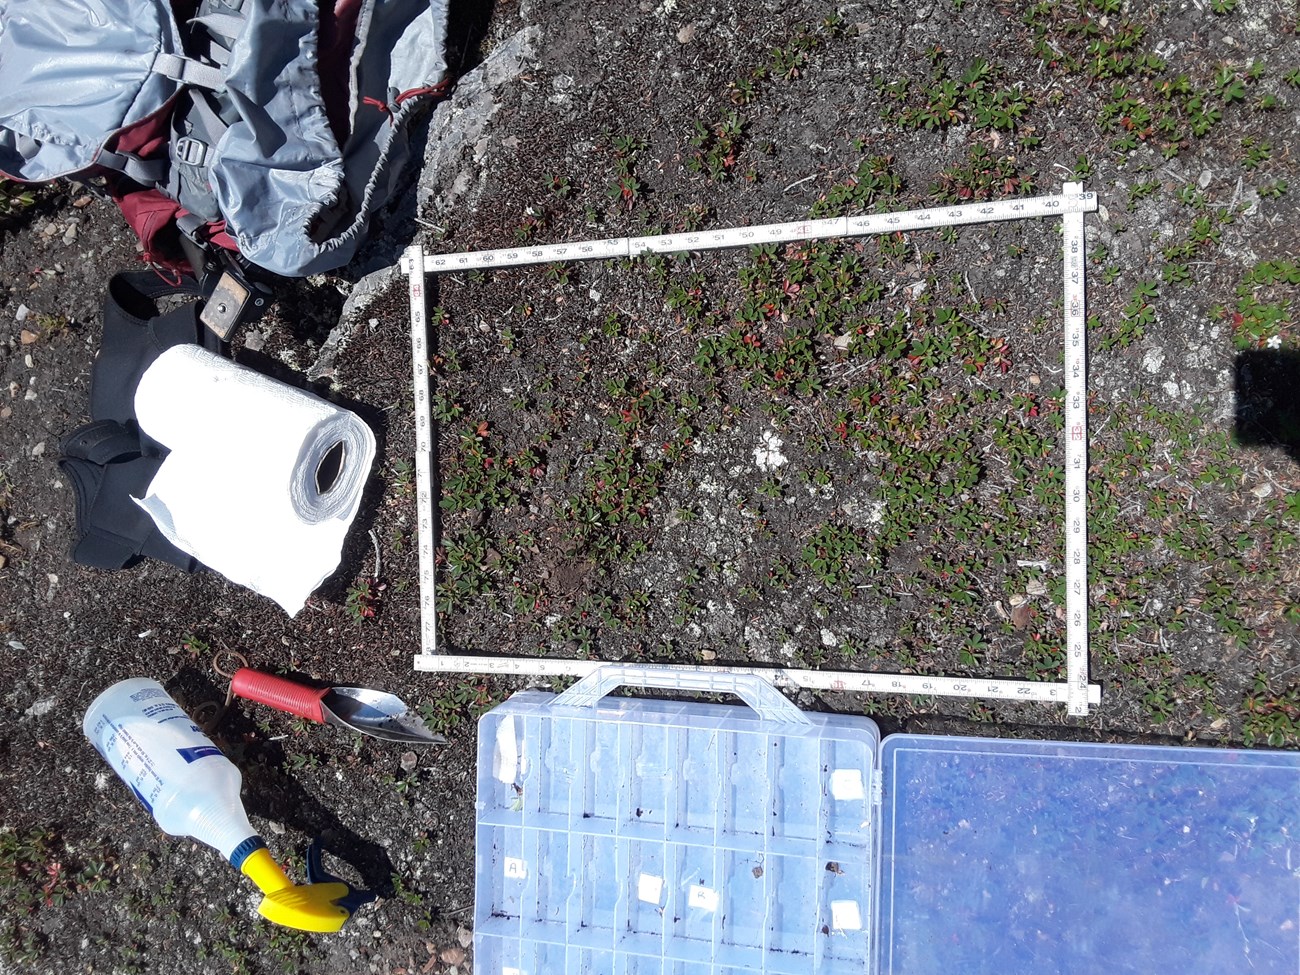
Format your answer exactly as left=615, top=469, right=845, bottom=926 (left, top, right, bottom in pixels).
left=0, top=177, right=36, bottom=217
left=1243, top=675, right=1300, bottom=747
left=686, top=112, right=748, bottom=182
left=882, top=53, right=1035, bottom=134
left=1220, top=260, right=1298, bottom=349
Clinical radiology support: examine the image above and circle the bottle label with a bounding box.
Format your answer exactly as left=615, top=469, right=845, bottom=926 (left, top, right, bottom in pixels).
left=176, top=746, right=222, bottom=763
left=130, top=784, right=154, bottom=814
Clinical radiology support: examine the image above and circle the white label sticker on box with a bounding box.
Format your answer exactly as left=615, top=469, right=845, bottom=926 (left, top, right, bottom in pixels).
left=493, top=717, right=520, bottom=784
left=829, top=768, right=865, bottom=801
left=637, top=874, right=664, bottom=904
left=688, top=885, right=719, bottom=912
left=831, top=899, right=862, bottom=931
left=504, top=857, right=528, bottom=880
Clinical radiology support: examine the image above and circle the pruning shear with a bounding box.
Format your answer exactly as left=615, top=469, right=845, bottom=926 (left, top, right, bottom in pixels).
left=230, top=668, right=447, bottom=745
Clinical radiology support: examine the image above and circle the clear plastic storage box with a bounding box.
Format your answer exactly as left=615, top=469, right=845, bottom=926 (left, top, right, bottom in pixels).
left=475, top=666, right=1300, bottom=975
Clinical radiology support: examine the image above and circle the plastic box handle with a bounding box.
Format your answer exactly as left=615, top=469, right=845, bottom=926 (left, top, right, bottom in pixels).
left=554, top=664, right=811, bottom=727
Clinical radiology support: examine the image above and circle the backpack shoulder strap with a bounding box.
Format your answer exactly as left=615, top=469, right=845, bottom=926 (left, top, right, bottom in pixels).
left=90, top=272, right=213, bottom=424
left=151, top=51, right=226, bottom=91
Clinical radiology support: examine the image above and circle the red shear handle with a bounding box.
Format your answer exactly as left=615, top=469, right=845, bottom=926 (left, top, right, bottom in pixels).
left=231, top=668, right=330, bottom=723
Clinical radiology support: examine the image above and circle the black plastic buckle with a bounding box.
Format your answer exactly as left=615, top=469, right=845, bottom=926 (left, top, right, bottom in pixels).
left=305, top=839, right=377, bottom=917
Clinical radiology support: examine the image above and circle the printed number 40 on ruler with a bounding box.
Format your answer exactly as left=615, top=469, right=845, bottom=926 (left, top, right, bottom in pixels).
left=403, top=184, right=1101, bottom=714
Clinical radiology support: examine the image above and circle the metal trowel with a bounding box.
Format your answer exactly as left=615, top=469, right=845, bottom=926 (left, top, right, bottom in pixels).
left=231, top=668, right=447, bottom=745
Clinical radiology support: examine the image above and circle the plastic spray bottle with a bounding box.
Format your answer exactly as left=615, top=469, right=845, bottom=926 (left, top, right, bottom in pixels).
left=83, top=677, right=361, bottom=932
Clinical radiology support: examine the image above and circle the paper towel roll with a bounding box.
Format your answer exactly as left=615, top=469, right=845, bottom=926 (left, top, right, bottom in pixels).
left=132, top=345, right=376, bottom=614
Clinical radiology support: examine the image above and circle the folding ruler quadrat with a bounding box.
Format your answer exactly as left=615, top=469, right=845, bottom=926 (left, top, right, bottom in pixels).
left=403, top=183, right=1101, bottom=714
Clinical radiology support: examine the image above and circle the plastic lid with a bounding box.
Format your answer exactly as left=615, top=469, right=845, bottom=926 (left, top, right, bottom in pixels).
left=878, top=736, right=1300, bottom=975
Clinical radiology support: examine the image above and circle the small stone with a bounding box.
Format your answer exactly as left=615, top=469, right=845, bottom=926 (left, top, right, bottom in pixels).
left=0, top=554, right=7, bottom=570
left=31, top=441, right=45, bottom=458
left=0, top=407, right=9, bottom=419
left=25, top=697, right=57, bottom=718
left=1250, top=483, right=1273, bottom=499
left=456, top=926, right=473, bottom=949
left=15, top=304, right=29, bottom=322
left=400, top=751, right=418, bottom=773
left=1197, top=169, right=1212, bottom=189
left=700, top=649, right=717, bottom=661
left=439, top=946, right=466, bottom=966
left=63, top=224, right=78, bottom=245
left=20, top=329, right=39, bottom=345
left=1010, top=601, right=1033, bottom=630
left=1026, top=577, right=1047, bottom=597
left=677, top=23, right=697, bottom=43
left=24, top=354, right=34, bottom=368
left=1028, top=374, right=1041, bottom=386
left=24, top=389, right=37, bottom=401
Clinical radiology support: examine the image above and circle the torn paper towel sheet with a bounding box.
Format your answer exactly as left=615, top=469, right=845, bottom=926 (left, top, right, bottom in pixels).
left=132, top=345, right=376, bottom=614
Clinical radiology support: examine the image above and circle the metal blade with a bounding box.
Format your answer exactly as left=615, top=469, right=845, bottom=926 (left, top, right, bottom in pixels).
left=323, top=687, right=446, bottom=744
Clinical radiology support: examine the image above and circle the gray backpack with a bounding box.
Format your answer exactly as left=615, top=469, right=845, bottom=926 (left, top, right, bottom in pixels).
left=0, top=0, right=448, bottom=326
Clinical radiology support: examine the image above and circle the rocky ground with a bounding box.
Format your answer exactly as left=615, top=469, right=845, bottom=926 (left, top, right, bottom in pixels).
left=1, top=1, right=1298, bottom=973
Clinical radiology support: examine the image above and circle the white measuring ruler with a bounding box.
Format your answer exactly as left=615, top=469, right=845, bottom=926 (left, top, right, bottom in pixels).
left=403, top=246, right=438, bottom=658
left=412, top=653, right=1102, bottom=705
left=402, top=188, right=1101, bottom=710
left=1061, top=182, right=1090, bottom=716
left=417, top=192, right=1095, bottom=273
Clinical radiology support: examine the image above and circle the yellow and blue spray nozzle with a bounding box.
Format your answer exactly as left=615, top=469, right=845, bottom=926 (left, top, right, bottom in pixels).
left=230, top=836, right=375, bottom=933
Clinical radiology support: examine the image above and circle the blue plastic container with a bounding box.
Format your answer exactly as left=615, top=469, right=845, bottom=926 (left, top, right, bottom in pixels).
left=475, top=666, right=1300, bottom=975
